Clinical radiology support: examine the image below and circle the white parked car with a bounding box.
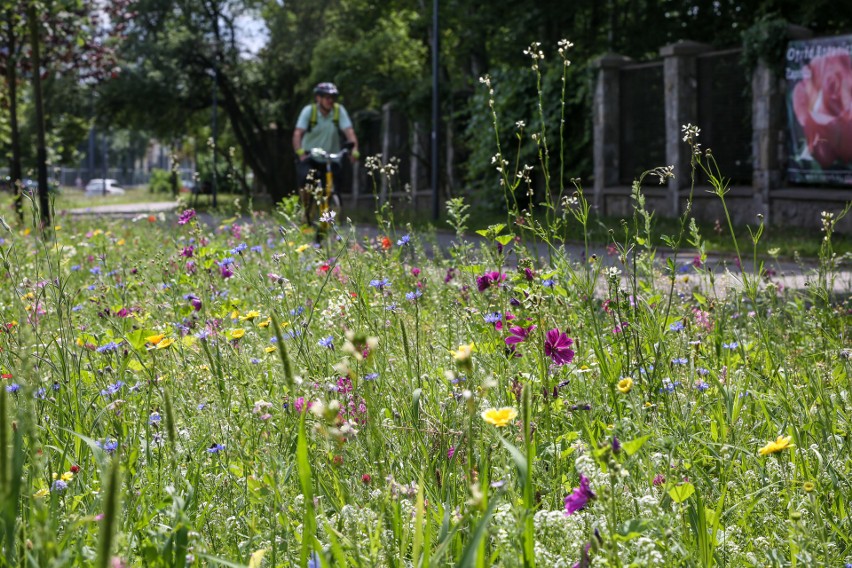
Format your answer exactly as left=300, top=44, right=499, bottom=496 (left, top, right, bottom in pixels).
left=85, top=179, right=126, bottom=195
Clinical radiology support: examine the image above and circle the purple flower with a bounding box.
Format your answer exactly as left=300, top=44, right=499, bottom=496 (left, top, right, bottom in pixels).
left=178, top=209, right=196, bottom=225
left=405, top=290, right=422, bottom=301
left=396, top=234, right=410, bottom=246
left=544, top=329, right=574, bottom=365
left=564, top=474, right=596, bottom=515
left=181, top=245, right=194, bottom=258
left=573, top=542, right=592, bottom=568
left=220, top=266, right=233, bottom=279
left=505, top=324, right=536, bottom=347
left=318, top=336, right=334, bottom=349
left=447, top=446, right=455, bottom=459
left=52, top=479, right=68, bottom=492
left=476, top=271, right=506, bottom=292
left=5, top=383, right=20, bottom=394
left=207, top=443, right=226, bottom=454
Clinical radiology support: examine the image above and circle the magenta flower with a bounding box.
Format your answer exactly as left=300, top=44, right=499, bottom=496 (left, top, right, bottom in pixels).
left=544, top=329, right=574, bottom=365
left=564, top=474, right=596, bottom=515
left=177, top=209, right=196, bottom=225
left=505, top=324, right=536, bottom=347
left=476, top=271, right=506, bottom=292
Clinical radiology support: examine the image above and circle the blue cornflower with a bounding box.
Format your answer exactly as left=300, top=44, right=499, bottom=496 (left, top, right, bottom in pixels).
left=250, top=245, right=263, bottom=253
left=105, top=270, right=118, bottom=277
left=694, top=381, right=710, bottom=392
left=96, top=439, right=118, bottom=454
left=231, top=243, right=248, bottom=255
left=5, top=383, right=20, bottom=394
left=100, top=381, right=124, bottom=398
left=671, top=357, right=688, bottom=365
left=484, top=312, right=502, bottom=324
left=369, top=278, right=390, bottom=290
left=396, top=234, right=410, bottom=246
left=307, top=552, right=320, bottom=568
left=290, top=306, right=304, bottom=317
left=35, top=387, right=47, bottom=399
left=96, top=342, right=120, bottom=354
left=697, top=367, right=710, bottom=376
left=363, top=373, right=379, bottom=381
left=197, top=403, right=206, bottom=411
left=52, top=382, right=61, bottom=391
left=385, top=303, right=398, bottom=311
left=218, top=257, right=235, bottom=266
left=542, top=278, right=555, bottom=288
left=722, top=341, right=739, bottom=349
left=406, top=290, right=422, bottom=301
left=71, top=264, right=81, bottom=272
left=207, top=443, right=226, bottom=454
left=318, top=336, right=334, bottom=349
left=87, top=285, right=96, bottom=291
left=90, top=266, right=101, bottom=275
left=669, top=321, right=684, bottom=332
left=660, top=379, right=680, bottom=393
left=52, top=479, right=68, bottom=492
left=250, top=358, right=261, bottom=364
left=149, top=412, right=161, bottom=425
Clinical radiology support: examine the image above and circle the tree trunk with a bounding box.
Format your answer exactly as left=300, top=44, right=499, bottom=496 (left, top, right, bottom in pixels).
left=27, top=3, right=50, bottom=229
left=5, top=9, right=23, bottom=222
left=215, top=72, right=293, bottom=202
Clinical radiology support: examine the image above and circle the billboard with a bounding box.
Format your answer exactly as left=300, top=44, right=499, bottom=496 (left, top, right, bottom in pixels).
left=786, top=35, right=852, bottom=186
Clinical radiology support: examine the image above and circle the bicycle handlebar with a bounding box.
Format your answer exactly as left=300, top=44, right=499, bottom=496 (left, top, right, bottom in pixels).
left=309, top=147, right=350, bottom=162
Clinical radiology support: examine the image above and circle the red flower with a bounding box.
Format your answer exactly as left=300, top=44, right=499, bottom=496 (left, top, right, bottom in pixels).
left=381, top=236, right=392, bottom=250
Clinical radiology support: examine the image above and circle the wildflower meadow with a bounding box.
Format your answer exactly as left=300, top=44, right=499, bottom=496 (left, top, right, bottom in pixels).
left=2, top=43, right=852, bottom=568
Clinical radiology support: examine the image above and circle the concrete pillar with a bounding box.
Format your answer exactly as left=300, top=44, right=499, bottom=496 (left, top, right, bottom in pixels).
left=751, top=25, right=812, bottom=224
left=660, top=40, right=711, bottom=216
left=592, top=54, right=631, bottom=211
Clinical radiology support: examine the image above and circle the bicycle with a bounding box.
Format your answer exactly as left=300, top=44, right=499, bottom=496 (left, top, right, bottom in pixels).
left=300, top=142, right=353, bottom=239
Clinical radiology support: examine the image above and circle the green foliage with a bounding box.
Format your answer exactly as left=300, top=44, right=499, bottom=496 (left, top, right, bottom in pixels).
left=147, top=168, right=173, bottom=194
left=741, top=16, right=792, bottom=76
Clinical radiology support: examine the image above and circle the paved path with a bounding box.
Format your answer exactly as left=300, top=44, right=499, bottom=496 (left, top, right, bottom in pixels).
left=67, top=201, right=851, bottom=295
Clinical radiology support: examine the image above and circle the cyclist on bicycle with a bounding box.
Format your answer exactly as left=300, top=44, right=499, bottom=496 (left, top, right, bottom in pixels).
left=292, top=82, right=360, bottom=203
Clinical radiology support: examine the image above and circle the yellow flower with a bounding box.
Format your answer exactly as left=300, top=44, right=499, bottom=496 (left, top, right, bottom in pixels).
left=231, top=328, right=246, bottom=340
left=116, top=238, right=125, bottom=246
left=145, top=334, right=165, bottom=345
left=758, top=435, right=794, bottom=456
left=450, top=342, right=475, bottom=362
left=230, top=309, right=240, bottom=320
left=803, top=481, right=815, bottom=493
left=617, top=377, right=634, bottom=394
left=296, top=244, right=311, bottom=253
left=481, top=407, right=518, bottom=428
left=265, top=346, right=277, bottom=353
left=240, top=310, right=261, bottom=322
left=33, top=488, right=50, bottom=498
left=257, top=317, right=271, bottom=328
left=61, top=471, right=74, bottom=482
left=156, top=338, right=175, bottom=350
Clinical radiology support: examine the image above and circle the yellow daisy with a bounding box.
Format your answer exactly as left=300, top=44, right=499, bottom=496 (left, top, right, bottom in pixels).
left=617, top=377, right=634, bottom=394
left=450, top=342, right=475, bottom=362
left=156, top=337, right=175, bottom=350
left=758, top=435, right=794, bottom=456
left=240, top=310, right=261, bottom=322
left=481, top=407, right=518, bottom=428
left=146, top=334, right=165, bottom=345
left=231, top=329, right=246, bottom=340
left=257, top=317, right=272, bottom=328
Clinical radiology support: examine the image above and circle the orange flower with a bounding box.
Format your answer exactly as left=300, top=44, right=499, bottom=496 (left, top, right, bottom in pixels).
left=381, top=236, right=392, bottom=250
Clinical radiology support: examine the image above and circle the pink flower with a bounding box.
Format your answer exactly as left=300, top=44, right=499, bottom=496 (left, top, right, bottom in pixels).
left=792, top=51, right=852, bottom=167
left=177, top=209, right=196, bottom=225
left=505, top=324, right=536, bottom=347
left=544, top=329, right=574, bottom=365
left=564, top=474, right=595, bottom=515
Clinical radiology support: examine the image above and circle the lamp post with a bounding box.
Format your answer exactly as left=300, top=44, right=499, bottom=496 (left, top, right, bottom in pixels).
left=211, top=66, right=219, bottom=207
left=431, top=0, right=440, bottom=221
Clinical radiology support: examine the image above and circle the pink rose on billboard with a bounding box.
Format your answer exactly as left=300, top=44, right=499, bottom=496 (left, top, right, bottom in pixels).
left=792, top=51, right=852, bottom=167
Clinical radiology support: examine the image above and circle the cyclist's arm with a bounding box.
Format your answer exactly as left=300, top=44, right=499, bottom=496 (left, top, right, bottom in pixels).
left=342, top=127, right=359, bottom=162
left=292, top=127, right=308, bottom=161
